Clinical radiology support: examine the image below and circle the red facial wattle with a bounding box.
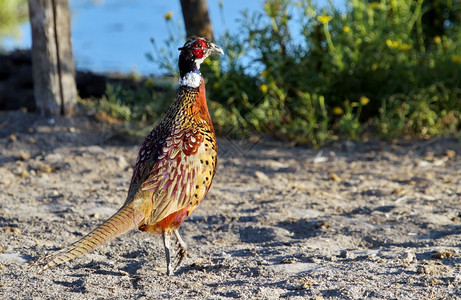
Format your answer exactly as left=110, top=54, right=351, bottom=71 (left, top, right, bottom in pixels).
left=192, top=48, right=203, bottom=58
left=191, top=40, right=208, bottom=58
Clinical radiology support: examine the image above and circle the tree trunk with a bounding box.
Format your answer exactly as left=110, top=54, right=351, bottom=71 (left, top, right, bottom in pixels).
left=28, top=0, right=77, bottom=117
left=180, top=0, right=214, bottom=41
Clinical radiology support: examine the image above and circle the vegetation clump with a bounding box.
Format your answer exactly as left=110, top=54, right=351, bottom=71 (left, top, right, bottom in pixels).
left=97, top=0, right=461, bottom=145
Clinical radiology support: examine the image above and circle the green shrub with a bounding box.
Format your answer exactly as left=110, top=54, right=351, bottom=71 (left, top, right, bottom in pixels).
left=80, top=76, right=177, bottom=138
left=142, top=0, right=461, bottom=145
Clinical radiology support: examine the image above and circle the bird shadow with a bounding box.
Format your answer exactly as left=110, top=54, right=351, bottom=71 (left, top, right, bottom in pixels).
left=119, top=259, right=144, bottom=275
left=275, top=218, right=323, bottom=240
left=53, top=278, right=86, bottom=293
left=238, top=226, right=278, bottom=243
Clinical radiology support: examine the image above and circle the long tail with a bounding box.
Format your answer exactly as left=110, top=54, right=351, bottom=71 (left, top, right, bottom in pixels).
left=34, top=204, right=144, bottom=273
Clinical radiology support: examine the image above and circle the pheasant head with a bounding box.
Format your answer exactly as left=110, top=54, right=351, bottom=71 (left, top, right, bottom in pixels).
left=178, top=37, right=224, bottom=88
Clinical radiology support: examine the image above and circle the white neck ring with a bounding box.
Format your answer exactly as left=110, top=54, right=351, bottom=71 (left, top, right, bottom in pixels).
left=179, top=71, right=201, bottom=88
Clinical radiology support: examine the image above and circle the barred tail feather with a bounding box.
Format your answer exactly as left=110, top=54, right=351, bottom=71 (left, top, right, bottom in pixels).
left=36, top=205, right=144, bottom=273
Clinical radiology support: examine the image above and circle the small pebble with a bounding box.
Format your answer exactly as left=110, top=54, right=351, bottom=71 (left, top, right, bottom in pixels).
left=445, top=149, right=456, bottom=159
left=295, top=278, right=316, bottom=289
left=417, top=265, right=433, bottom=274
left=115, top=155, right=129, bottom=170
left=339, top=250, right=356, bottom=259
left=392, top=187, right=406, bottom=195
left=255, top=171, right=270, bottom=181
left=19, top=169, right=30, bottom=178
left=330, top=173, right=341, bottom=182
left=3, top=227, right=22, bottom=235
left=18, top=152, right=31, bottom=161
left=431, top=249, right=455, bottom=259
left=429, top=278, right=443, bottom=286
left=401, top=251, right=416, bottom=264
left=280, top=257, right=297, bottom=264
left=38, top=163, right=54, bottom=173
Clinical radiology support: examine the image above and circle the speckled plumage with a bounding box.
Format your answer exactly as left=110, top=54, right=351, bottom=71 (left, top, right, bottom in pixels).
left=131, top=78, right=217, bottom=234
left=34, top=38, right=223, bottom=276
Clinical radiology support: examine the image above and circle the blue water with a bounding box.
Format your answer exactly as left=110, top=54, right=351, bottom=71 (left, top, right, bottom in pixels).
left=4, top=0, right=344, bottom=75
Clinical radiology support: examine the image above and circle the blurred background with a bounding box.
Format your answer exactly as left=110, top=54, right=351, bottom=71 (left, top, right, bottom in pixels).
left=1, top=0, right=460, bottom=145
left=1, top=0, right=343, bottom=75
left=0, top=0, right=345, bottom=75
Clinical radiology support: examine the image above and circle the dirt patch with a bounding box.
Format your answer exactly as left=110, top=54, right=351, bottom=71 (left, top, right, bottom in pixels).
left=1, top=110, right=460, bottom=299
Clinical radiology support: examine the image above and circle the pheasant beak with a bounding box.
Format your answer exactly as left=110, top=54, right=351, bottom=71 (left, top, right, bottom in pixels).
left=209, top=42, right=224, bottom=55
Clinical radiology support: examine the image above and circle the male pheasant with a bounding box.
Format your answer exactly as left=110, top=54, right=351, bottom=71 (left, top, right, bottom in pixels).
left=34, top=37, right=223, bottom=276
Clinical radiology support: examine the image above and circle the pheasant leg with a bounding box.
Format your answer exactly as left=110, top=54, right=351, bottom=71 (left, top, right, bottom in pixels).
left=162, top=231, right=174, bottom=276
left=173, top=229, right=188, bottom=269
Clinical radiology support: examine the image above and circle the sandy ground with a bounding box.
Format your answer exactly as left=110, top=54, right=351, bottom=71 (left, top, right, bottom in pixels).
left=0, top=110, right=460, bottom=299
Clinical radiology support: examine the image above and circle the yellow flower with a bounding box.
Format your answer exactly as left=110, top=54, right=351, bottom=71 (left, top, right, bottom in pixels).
left=259, top=84, right=268, bottom=94
left=317, top=15, right=332, bottom=25
left=164, top=11, right=173, bottom=20
left=343, top=26, right=350, bottom=33
left=399, top=43, right=412, bottom=51
left=360, top=96, right=370, bottom=106
left=333, top=106, right=343, bottom=115
left=433, top=36, right=441, bottom=44
left=386, top=39, right=399, bottom=49
left=452, top=55, right=461, bottom=64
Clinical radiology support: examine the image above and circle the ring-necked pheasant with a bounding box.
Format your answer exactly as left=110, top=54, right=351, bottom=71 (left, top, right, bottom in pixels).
left=34, top=37, right=223, bottom=276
